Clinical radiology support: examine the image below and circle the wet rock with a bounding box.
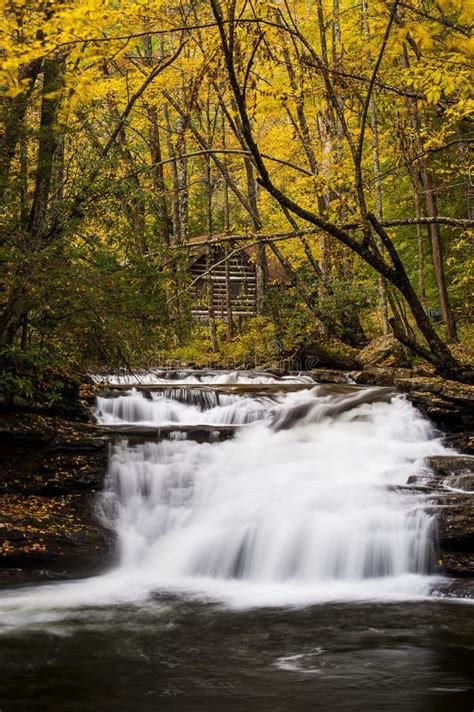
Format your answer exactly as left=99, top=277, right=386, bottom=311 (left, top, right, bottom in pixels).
left=433, top=491, right=474, bottom=540
left=395, top=377, right=474, bottom=432
left=349, top=367, right=419, bottom=386
left=443, top=432, right=474, bottom=455
left=436, top=550, right=474, bottom=578
left=0, top=492, right=115, bottom=585
left=99, top=422, right=239, bottom=442
left=0, top=412, right=57, bottom=447
left=432, top=491, right=474, bottom=577
left=424, top=456, right=474, bottom=491
left=306, top=369, right=351, bottom=384
left=413, top=456, right=474, bottom=577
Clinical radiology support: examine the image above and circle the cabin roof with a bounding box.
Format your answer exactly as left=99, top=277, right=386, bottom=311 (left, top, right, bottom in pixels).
left=187, top=233, right=287, bottom=282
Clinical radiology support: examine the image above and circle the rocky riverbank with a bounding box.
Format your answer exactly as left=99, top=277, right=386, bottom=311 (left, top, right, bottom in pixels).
left=0, top=368, right=472, bottom=585
left=408, top=456, right=474, bottom=577
left=0, top=412, right=114, bottom=585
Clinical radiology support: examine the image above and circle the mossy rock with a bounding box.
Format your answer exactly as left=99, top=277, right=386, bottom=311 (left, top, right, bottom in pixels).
left=356, top=335, right=412, bottom=369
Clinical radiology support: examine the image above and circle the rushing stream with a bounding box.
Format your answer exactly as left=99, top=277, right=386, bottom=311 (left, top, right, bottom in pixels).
left=0, top=371, right=473, bottom=710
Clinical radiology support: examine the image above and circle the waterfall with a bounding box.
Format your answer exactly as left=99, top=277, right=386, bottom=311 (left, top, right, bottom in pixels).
left=95, top=372, right=448, bottom=603
left=0, top=372, right=452, bottom=627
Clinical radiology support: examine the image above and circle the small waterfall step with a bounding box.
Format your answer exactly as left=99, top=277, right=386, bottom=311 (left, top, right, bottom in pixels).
left=98, top=422, right=243, bottom=441
left=97, top=382, right=318, bottom=394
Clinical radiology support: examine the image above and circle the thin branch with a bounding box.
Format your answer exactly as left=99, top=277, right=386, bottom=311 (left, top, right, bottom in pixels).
left=166, top=215, right=474, bottom=254
left=102, top=43, right=186, bottom=157
left=171, top=227, right=320, bottom=249
left=376, top=216, right=474, bottom=229
left=243, top=32, right=265, bottom=99
left=126, top=147, right=316, bottom=178
left=300, top=57, right=423, bottom=100
left=398, top=1, right=471, bottom=37
left=357, top=0, right=400, bottom=162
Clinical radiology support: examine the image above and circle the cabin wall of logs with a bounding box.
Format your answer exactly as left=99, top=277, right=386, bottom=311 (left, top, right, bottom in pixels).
left=189, top=248, right=257, bottom=323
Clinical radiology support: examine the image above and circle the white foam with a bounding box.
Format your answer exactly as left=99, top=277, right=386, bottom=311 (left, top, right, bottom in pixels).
left=1, top=382, right=465, bottom=631
left=92, top=370, right=315, bottom=386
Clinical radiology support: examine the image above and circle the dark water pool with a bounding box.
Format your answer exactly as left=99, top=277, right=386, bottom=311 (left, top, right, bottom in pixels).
left=0, top=595, right=473, bottom=711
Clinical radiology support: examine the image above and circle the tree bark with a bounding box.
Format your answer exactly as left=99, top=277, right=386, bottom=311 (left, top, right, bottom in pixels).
left=205, top=157, right=218, bottom=350
left=0, top=58, right=42, bottom=204
left=148, top=104, right=171, bottom=249
left=222, top=118, right=235, bottom=336
left=0, top=58, right=65, bottom=347
left=361, top=0, right=389, bottom=335
left=401, top=47, right=457, bottom=341
left=243, top=157, right=267, bottom=315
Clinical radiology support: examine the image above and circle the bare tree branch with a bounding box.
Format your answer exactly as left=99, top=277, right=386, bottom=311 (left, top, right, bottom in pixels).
left=166, top=214, right=474, bottom=253
left=357, top=0, right=400, bottom=163
left=102, top=43, right=186, bottom=158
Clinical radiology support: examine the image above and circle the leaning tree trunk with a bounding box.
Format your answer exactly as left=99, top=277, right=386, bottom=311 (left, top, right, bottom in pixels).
left=208, top=0, right=468, bottom=381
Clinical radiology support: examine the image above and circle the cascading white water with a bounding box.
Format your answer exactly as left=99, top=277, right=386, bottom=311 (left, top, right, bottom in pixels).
left=96, top=389, right=272, bottom=426
left=96, top=374, right=449, bottom=601
left=92, top=370, right=316, bottom=386
left=0, top=372, right=455, bottom=627
left=95, top=371, right=315, bottom=427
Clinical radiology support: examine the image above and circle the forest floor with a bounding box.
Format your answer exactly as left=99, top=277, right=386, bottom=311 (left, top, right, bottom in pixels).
left=0, top=413, right=114, bottom=585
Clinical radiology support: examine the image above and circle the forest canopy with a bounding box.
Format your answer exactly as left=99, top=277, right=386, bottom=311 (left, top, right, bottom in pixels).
left=0, top=0, right=472, bottom=393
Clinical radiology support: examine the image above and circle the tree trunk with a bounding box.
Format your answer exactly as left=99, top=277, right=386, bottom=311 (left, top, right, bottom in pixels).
left=401, top=47, right=457, bottom=341
left=205, top=158, right=218, bottom=350
left=163, top=103, right=186, bottom=338
left=27, top=58, right=64, bottom=244
left=148, top=105, right=171, bottom=249
left=0, top=58, right=64, bottom=347
left=243, top=157, right=267, bottom=315
left=0, top=58, right=42, bottom=205
left=361, top=0, right=389, bottom=335
left=105, top=94, right=147, bottom=252
left=222, top=119, right=235, bottom=336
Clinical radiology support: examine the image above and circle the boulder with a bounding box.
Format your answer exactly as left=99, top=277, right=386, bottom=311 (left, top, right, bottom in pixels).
left=433, top=491, right=474, bottom=577
left=293, top=342, right=360, bottom=371
left=0, top=492, right=115, bottom=585
left=356, top=335, right=412, bottom=369
left=349, top=367, right=418, bottom=386
left=307, top=369, right=351, bottom=384
left=423, top=456, right=474, bottom=491
left=0, top=412, right=56, bottom=447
